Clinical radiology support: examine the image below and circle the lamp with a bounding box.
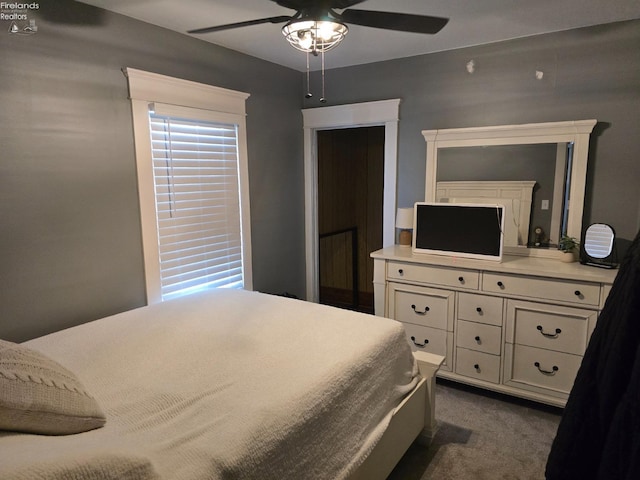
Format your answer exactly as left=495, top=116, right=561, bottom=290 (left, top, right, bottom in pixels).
left=396, top=207, right=414, bottom=247
left=282, top=18, right=348, bottom=54
left=282, top=13, right=348, bottom=103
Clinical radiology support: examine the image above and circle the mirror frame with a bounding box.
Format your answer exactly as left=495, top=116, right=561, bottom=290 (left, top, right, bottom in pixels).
left=422, top=119, right=597, bottom=258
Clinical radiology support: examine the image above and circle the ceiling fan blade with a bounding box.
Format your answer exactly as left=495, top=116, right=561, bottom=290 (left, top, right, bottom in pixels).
left=340, top=9, right=449, bottom=34
left=188, top=15, right=293, bottom=35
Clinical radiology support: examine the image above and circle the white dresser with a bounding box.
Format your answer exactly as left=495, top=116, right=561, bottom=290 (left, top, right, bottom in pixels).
left=371, top=246, right=618, bottom=406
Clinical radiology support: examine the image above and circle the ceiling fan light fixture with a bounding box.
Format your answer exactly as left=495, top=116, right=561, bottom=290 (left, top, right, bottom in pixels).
left=282, top=19, right=348, bottom=54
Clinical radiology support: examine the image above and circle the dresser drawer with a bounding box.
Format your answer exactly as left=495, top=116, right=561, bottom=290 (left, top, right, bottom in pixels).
left=402, top=323, right=450, bottom=370
left=456, top=320, right=502, bottom=355
left=458, top=293, right=503, bottom=326
left=504, top=344, right=582, bottom=395
left=388, top=261, right=479, bottom=290
left=505, top=300, right=596, bottom=355
left=455, top=348, right=500, bottom=384
left=483, top=272, right=601, bottom=307
left=388, top=283, right=454, bottom=331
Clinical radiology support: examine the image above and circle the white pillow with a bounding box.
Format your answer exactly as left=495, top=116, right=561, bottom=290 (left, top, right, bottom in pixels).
left=0, top=339, right=106, bottom=435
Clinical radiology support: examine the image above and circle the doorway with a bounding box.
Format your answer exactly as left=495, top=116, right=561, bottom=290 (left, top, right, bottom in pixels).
left=317, top=127, right=384, bottom=313
left=302, top=99, right=401, bottom=303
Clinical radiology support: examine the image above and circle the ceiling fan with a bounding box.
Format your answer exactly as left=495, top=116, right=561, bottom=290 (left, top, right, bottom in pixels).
left=188, top=0, right=449, bottom=52
left=188, top=1, right=449, bottom=101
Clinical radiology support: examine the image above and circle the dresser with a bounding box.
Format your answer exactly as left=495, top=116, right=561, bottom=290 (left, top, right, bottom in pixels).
left=371, top=246, right=618, bottom=406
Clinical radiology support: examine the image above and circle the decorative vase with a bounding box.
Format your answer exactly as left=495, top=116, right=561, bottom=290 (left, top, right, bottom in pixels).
left=560, top=251, right=577, bottom=263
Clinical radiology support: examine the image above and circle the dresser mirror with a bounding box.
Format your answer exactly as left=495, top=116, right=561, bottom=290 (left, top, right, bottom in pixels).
left=422, top=120, right=597, bottom=258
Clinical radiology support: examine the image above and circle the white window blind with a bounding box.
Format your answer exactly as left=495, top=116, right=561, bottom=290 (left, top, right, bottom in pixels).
left=149, top=111, right=243, bottom=300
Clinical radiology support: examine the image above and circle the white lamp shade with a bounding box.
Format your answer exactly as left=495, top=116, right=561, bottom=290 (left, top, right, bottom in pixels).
left=396, top=207, right=414, bottom=230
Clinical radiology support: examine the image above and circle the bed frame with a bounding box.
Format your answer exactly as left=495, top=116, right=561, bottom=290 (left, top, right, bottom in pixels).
left=351, top=351, right=444, bottom=480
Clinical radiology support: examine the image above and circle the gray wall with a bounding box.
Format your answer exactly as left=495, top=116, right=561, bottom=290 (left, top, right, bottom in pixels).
left=2, top=2, right=639, bottom=343
left=304, top=20, right=640, bottom=249
left=0, top=1, right=305, bottom=342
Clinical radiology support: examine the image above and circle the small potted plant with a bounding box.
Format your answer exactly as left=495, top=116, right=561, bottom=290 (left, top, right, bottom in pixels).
left=559, top=235, right=579, bottom=263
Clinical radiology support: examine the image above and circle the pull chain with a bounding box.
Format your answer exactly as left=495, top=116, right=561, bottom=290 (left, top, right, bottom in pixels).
left=320, top=50, right=326, bottom=103
left=305, top=51, right=312, bottom=98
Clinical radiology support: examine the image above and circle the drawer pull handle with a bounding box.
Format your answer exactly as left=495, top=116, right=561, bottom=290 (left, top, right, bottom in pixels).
left=497, top=281, right=505, bottom=288
left=474, top=364, right=481, bottom=372
left=534, top=362, right=559, bottom=376
left=574, top=290, right=582, bottom=297
left=476, top=307, right=483, bottom=314
left=410, top=336, right=429, bottom=348
left=537, top=325, right=562, bottom=338
left=398, top=269, right=404, bottom=275
left=411, top=304, right=430, bottom=315
left=474, top=335, right=481, bottom=344
left=458, top=276, right=464, bottom=283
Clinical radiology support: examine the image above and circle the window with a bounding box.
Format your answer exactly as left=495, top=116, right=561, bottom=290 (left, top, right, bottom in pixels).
left=126, top=68, right=252, bottom=303
left=149, top=111, right=243, bottom=299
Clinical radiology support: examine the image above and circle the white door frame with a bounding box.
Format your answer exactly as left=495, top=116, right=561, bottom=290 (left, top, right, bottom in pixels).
left=302, top=99, right=401, bottom=302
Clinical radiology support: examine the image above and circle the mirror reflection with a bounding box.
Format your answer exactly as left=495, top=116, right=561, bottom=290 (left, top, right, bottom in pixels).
left=435, top=143, right=572, bottom=248
left=422, top=119, right=596, bottom=259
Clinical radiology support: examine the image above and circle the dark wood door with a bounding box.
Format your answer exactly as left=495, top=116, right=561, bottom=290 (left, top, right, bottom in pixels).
left=317, top=126, right=384, bottom=313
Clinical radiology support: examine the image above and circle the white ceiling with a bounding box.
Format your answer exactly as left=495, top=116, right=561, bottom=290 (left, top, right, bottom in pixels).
left=79, top=0, right=640, bottom=72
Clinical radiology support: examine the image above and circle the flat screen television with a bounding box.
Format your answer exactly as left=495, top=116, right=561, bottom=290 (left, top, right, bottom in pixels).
left=412, top=202, right=505, bottom=262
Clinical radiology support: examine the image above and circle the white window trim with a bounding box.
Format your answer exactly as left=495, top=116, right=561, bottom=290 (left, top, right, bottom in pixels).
left=125, top=68, right=252, bottom=303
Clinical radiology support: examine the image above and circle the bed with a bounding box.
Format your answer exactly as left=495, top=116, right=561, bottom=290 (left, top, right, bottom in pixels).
left=0, top=289, right=443, bottom=480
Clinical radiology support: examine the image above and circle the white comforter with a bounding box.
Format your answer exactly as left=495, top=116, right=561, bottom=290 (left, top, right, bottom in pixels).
left=0, top=289, right=419, bottom=480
